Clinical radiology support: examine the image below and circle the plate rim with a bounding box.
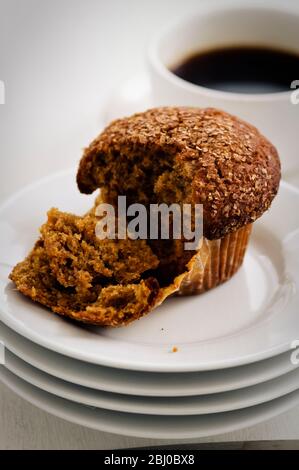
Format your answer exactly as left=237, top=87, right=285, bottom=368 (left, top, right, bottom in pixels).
left=5, top=348, right=299, bottom=416
left=1, top=320, right=297, bottom=398
left=1, top=365, right=299, bottom=439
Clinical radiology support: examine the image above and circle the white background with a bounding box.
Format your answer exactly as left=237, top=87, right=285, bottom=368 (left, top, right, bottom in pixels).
left=0, top=0, right=208, bottom=200
left=0, top=0, right=299, bottom=449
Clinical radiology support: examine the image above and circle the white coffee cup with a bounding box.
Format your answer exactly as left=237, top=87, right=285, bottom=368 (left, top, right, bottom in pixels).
left=148, top=1, right=299, bottom=179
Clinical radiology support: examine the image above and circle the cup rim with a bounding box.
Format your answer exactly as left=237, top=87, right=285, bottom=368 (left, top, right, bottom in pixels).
left=148, top=2, right=299, bottom=103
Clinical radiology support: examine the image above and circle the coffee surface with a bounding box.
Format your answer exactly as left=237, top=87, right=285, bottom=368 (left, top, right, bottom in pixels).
left=172, top=46, right=299, bottom=93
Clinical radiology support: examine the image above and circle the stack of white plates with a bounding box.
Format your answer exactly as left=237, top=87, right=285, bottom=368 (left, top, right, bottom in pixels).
left=0, top=169, right=299, bottom=439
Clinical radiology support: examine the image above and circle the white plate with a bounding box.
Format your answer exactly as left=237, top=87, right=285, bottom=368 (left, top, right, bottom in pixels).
left=0, top=318, right=298, bottom=399
left=1, top=366, right=299, bottom=439
left=4, top=348, right=299, bottom=416
left=0, top=170, right=299, bottom=372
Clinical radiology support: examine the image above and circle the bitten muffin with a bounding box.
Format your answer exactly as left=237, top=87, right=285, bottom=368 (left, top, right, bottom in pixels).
left=10, top=209, right=161, bottom=326
left=9, top=207, right=207, bottom=326
left=77, top=106, right=281, bottom=295
left=10, top=107, right=280, bottom=326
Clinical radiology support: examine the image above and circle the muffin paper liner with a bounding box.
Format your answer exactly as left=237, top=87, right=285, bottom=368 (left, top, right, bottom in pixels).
left=157, top=224, right=253, bottom=304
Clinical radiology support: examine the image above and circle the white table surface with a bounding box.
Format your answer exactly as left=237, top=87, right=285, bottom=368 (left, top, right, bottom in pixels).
left=0, top=0, right=299, bottom=449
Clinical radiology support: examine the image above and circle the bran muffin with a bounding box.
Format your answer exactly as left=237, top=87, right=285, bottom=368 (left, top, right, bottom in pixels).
left=10, top=107, right=281, bottom=326
left=77, top=106, right=280, bottom=295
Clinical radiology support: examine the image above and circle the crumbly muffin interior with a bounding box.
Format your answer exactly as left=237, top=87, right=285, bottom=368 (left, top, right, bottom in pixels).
left=41, top=208, right=159, bottom=289
left=10, top=195, right=197, bottom=326
left=10, top=208, right=161, bottom=326
left=97, top=149, right=191, bottom=208
left=82, top=145, right=197, bottom=286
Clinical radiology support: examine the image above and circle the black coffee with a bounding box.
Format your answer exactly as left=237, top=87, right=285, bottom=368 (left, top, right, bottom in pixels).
left=171, top=46, right=299, bottom=94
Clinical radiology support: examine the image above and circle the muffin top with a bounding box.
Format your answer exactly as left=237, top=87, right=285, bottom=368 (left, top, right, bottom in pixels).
left=77, top=107, right=281, bottom=239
